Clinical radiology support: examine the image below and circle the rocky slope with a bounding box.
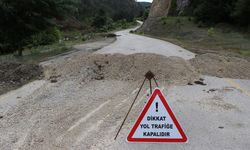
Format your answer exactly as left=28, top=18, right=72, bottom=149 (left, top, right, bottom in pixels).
left=139, top=0, right=190, bottom=32
left=139, top=0, right=171, bottom=32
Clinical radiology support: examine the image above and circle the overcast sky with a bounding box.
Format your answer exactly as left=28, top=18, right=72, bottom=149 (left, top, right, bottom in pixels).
left=136, top=0, right=153, bottom=3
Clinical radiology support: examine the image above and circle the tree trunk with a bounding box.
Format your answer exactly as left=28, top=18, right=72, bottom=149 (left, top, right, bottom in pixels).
left=17, top=49, right=23, bottom=56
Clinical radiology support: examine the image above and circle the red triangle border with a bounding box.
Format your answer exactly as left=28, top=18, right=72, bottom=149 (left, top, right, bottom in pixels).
left=127, top=89, right=188, bottom=142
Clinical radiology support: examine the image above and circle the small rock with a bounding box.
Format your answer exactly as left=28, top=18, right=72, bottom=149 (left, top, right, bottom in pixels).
left=214, top=75, right=222, bottom=78
left=0, top=116, right=3, bottom=119
left=34, top=138, right=44, bottom=143
left=194, top=81, right=207, bottom=86
left=11, top=138, right=18, bottom=143
left=218, top=126, right=224, bottom=129
left=50, top=79, right=58, bottom=83
left=95, top=76, right=104, bottom=80
left=207, top=89, right=217, bottom=93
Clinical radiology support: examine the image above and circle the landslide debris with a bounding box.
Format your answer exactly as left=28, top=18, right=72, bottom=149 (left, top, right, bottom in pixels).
left=190, top=53, right=250, bottom=79
left=43, top=53, right=200, bottom=85
left=0, top=61, right=43, bottom=95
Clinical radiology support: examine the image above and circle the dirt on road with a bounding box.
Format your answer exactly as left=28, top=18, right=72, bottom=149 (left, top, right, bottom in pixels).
left=43, top=52, right=199, bottom=84
left=0, top=61, right=43, bottom=95
left=190, top=53, right=250, bottom=79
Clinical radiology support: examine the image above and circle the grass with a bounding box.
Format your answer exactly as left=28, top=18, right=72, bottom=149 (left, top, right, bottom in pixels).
left=0, top=40, right=79, bottom=63
left=142, top=16, right=250, bottom=57
left=0, top=20, right=138, bottom=63
left=101, top=19, right=138, bottom=32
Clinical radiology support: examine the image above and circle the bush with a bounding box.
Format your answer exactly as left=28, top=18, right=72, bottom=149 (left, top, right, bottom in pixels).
left=0, top=42, right=14, bottom=55
left=100, top=17, right=115, bottom=32
left=207, top=27, right=215, bottom=37
left=26, top=27, right=60, bottom=48
left=193, top=0, right=235, bottom=25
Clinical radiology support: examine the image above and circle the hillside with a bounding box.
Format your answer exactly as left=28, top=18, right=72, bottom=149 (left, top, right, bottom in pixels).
left=77, top=0, right=144, bottom=21
left=138, top=0, right=250, bottom=58
left=138, top=2, right=151, bottom=9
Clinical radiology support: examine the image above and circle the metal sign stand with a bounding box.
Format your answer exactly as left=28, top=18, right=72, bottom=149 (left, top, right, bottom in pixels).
left=114, top=71, right=159, bottom=140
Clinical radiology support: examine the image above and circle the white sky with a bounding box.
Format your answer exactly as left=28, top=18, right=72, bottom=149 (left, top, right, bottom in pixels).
left=136, top=0, right=153, bottom=3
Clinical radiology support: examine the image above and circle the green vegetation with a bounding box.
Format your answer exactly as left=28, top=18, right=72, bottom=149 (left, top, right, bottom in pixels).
left=0, top=0, right=76, bottom=56
left=185, top=0, right=250, bottom=27
left=157, top=17, right=250, bottom=56
left=143, top=0, right=250, bottom=57
left=0, top=33, right=78, bottom=63
left=76, top=0, right=143, bottom=21
left=0, top=0, right=145, bottom=57
left=26, top=27, right=61, bottom=48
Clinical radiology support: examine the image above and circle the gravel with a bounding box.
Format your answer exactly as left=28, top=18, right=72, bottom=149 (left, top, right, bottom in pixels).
left=190, top=53, right=250, bottom=79
left=0, top=61, right=43, bottom=95
left=42, top=53, right=200, bottom=85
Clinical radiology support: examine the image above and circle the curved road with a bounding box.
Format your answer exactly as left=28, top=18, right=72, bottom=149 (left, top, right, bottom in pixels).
left=98, top=22, right=195, bottom=60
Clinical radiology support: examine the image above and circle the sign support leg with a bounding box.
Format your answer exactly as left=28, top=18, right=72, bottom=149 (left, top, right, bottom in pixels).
left=114, top=77, right=147, bottom=140
left=114, top=71, right=160, bottom=140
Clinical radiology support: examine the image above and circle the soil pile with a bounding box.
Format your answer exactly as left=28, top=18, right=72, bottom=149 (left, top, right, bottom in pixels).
left=190, top=53, right=250, bottom=79
left=0, top=61, right=43, bottom=95
left=43, top=53, right=200, bottom=85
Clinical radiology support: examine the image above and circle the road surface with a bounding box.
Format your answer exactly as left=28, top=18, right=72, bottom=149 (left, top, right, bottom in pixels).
left=0, top=24, right=249, bottom=150
left=98, top=22, right=195, bottom=60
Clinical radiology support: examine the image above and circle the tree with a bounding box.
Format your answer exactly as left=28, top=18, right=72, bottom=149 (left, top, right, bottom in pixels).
left=232, top=0, right=250, bottom=26
left=0, top=0, right=76, bottom=56
left=92, top=9, right=108, bottom=29
left=113, top=11, right=134, bottom=22
left=191, top=0, right=235, bottom=25
left=142, top=6, right=150, bottom=21
left=168, top=0, right=178, bottom=16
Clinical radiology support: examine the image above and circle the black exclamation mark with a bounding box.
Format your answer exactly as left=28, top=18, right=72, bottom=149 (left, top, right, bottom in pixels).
left=156, top=102, right=158, bottom=112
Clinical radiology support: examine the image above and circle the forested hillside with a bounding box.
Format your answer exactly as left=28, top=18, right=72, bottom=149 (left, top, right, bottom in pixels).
left=170, top=0, right=250, bottom=27
left=77, top=0, right=143, bottom=21
left=0, top=0, right=145, bottom=55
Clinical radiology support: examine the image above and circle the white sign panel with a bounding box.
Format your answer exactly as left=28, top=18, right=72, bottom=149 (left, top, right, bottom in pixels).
left=127, top=89, right=187, bottom=142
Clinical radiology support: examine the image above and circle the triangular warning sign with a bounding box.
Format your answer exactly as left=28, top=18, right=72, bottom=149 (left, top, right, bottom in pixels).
left=127, top=89, right=187, bottom=142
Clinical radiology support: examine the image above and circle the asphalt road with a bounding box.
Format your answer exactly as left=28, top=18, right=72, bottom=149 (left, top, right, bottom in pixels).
left=107, top=76, right=250, bottom=150
left=97, top=22, right=195, bottom=60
